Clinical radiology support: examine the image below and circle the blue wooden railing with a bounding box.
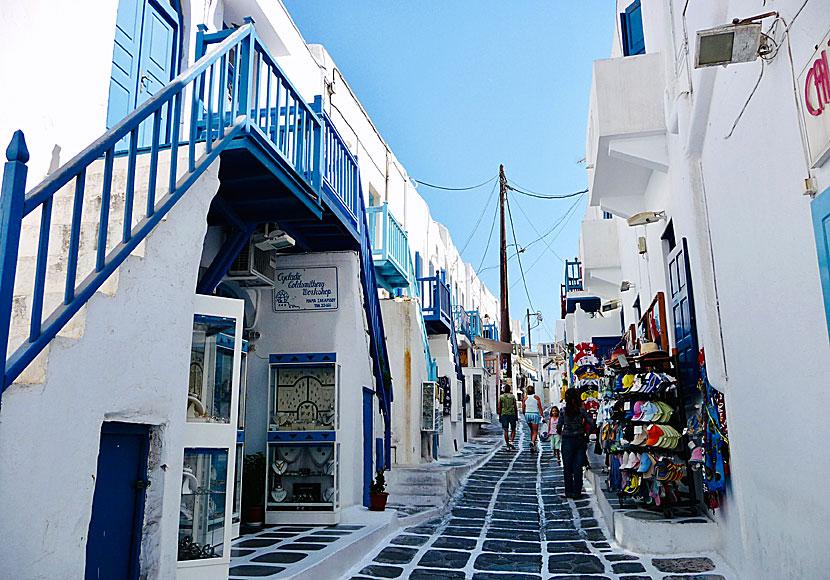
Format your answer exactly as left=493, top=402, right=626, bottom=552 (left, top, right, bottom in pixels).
left=405, top=257, right=437, bottom=382
left=310, top=98, right=360, bottom=235
left=482, top=322, right=500, bottom=341
left=565, top=259, right=583, bottom=292
left=454, top=306, right=472, bottom=341
left=0, top=21, right=372, bottom=398
left=366, top=202, right=409, bottom=286
left=419, top=275, right=453, bottom=331
left=469, top=309, right=483, bottom=338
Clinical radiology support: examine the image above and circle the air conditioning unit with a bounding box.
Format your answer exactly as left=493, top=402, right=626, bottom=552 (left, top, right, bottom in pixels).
left=227, top=239, right=277, bottom=286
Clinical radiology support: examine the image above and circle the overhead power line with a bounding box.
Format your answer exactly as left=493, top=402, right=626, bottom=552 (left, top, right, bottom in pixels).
left=412, top=175, right=497, bottom=191
left=476, top=193, right=501, bottom=272
left=506, top=178, right=589, bottom=199
left=458, top=180, right=499, bottom=255
left=505, top=192, right=536, bottom=314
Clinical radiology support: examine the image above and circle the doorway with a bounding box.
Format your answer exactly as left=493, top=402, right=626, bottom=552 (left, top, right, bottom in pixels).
left=85, top=422, right=151, bottom=580
left=108, top=0, right=180, bottom=147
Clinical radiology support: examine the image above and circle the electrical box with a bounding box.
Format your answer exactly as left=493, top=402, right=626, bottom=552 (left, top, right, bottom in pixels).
left=637, top=236, right=647, bottom=254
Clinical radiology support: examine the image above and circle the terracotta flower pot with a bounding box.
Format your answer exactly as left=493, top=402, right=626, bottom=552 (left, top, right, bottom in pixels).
left=368, top=492, right=388, bottom=511
left=244, top=505, right=265, bottom=527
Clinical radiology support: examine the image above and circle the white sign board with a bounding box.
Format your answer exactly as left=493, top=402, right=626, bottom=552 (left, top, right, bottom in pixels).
left=273, top=267, right=338, bottom=312
left=798, top=28, right=830, bottom=167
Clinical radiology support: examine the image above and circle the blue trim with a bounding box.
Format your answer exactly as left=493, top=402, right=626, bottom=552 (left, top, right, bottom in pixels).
left=812, top=187, right=830, bottom=340
left=621, top=0, right=645, bottom=56
left=363, top=388, right=373, bottom=507
left=269, top=352, right=336, bottom=364
left=375, top=437, right=384, bottom=472
left=268, top=431, right=336, bottom=442
left=237, top=430, right=245, bottom=443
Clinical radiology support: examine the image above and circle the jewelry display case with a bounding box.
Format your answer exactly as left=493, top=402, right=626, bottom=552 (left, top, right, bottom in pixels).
left=179, top=449, right=228, bottom=561
left=232, top=345, right=247, bottom=538
left=266, top=353, right=340, bottom=524
left=179, top=296, right=243, bottom=580
left=421, top=381, right=440, bottom=431
left=464, top=368, right=491, bottom=423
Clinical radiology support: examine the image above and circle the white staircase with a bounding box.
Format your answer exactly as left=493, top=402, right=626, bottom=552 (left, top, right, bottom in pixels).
left=8, top=145, right=203, bottom=384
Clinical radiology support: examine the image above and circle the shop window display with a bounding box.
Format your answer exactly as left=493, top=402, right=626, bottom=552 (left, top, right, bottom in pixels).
left=269, top=364, right=336, bottom=432
left=179, top=448, right=228, bottom=560
left=187, top=315, right=236, bottom=423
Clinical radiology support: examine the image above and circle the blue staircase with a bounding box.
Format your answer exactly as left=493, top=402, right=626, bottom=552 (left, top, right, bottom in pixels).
left=0, top=22, right=392, bottom=418
left=405, top=258, right=438, bottom=383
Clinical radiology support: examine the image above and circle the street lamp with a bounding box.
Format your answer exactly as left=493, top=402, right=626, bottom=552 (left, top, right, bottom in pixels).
left=526, top=309, right=542, bottom=350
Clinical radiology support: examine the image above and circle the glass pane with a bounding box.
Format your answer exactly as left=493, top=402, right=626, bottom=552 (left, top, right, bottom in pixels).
left=233, top=443, right=243, bottom=523
left=267, top=444, right=336, bottom=510
left=473, top=374, right=483, bottom=419
left=238, top=351, right=248, bottom=430
left=188, top=315, right=236, bottom=424
left=269, top=365, right=336, bottom=431
left=179, top=448, right=228, bottom=560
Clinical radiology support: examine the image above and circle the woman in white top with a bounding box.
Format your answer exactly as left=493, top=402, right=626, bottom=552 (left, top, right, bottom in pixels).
left=522, top=385, right=544, bottom=451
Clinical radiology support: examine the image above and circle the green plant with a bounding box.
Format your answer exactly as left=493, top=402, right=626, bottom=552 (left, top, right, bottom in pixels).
left=369, top=469, right=386, bottom=494
left=242, top=452, right=266, bottom=509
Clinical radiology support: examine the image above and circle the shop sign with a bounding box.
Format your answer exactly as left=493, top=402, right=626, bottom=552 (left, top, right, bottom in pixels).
left=799, top=28, right=830, bottom=167
left=273, top=267, right=338, bottom=312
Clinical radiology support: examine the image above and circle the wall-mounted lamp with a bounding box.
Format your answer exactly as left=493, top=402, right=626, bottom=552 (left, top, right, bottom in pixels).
left=627, top=211, right=667, bottom=227
left=620, top=280, right=635, bottom=292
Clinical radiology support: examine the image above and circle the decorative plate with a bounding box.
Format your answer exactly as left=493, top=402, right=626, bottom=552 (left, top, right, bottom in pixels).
left=310, top=445, right=333, bottom=466
left=271, top=486, right=288, bottom=503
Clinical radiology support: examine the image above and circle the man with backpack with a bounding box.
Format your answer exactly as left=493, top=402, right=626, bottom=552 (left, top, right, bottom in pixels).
left=497, top=384, right=518, bottom=451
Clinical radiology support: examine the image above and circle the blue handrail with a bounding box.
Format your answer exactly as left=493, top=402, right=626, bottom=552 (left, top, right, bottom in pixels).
left=405, top=256, right=437, bottom=382
left=468, top=309, right=482, bottom=338
left=419, top=275, right=452, bottom=328
left=366, top=202, right=408, bottom=277
left=453, top=305, right=472, bottom=341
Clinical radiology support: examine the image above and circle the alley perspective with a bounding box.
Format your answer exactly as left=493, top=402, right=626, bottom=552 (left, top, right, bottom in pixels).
left=1, top=1, right=829, bottom=580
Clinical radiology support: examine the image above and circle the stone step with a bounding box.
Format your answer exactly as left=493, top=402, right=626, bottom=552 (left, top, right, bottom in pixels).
left=387, top=469, right=448, bottom=486
left=383, top=493, right=447, bottom=508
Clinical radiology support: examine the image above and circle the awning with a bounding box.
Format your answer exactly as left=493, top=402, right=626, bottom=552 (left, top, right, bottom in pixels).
left=473, top=336, right=513, bottom=354
left=517, top=357, right=538, bottom=375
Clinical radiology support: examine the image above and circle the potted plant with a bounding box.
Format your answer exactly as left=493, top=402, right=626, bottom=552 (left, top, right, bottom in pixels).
left=242, top=452, right=266, bottom=527
left=368, top=469, right=388, bottom=511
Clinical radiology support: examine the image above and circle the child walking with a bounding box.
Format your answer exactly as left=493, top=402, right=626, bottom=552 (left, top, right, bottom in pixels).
left=548, top=406, right=562, bottom=463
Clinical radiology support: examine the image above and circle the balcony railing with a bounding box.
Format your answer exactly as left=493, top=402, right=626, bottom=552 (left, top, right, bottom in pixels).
left=419, top=275, right=452, bottom=334
left=454, top=306, right=472, bottom=341
left=482, top=322, right=499, bottom=342
left=565, top=259, right=583, bottom=292
left=366, top=202, right=409, bottom=289
left=469, top=310, right=482, bottom=338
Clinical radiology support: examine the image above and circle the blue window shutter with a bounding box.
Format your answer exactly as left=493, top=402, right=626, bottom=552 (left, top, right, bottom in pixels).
left=622, top=0, right=645, bottom=56
left=811, top=187, right=830, bottom=340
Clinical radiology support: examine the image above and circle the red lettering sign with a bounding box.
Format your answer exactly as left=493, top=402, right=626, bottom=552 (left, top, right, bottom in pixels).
left=805, top=40, right=830, bottom=116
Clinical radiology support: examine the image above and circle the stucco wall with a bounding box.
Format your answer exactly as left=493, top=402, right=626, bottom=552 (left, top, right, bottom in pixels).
left=242, top=251, right=379, bottom=511
left=0, top=162, right=220, bottom=579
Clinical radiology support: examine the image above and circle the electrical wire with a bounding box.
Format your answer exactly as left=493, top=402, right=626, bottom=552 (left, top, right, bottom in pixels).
left=507, top=183, right=589, bottom=200
left=412, top=175, right=497, bottom=191
left=458, top=180, right=499, bottom=256
left=505, top=192, right=536, bottom=313
left=512, top=194, right=585, bottom=260
left=476, top=194, right=501, bottom=272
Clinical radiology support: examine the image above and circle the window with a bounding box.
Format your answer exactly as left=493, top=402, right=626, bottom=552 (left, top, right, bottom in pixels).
left=603, top=211, right=613, bottom=220
left=621, top=0, right=645, bottom=56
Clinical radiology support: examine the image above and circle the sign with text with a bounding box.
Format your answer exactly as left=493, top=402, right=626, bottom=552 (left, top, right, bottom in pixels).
left=273, top=267, right=338, bottom=312
left=799, top=28, right=830, bottom=167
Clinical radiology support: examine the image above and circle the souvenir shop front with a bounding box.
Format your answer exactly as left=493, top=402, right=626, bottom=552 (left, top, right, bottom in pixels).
left=577, top=292, right=731, bottom=518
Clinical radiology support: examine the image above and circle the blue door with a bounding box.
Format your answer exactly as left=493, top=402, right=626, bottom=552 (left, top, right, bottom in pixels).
left=362, top=387, right=373, bottom=507
left=108, top=0, right=178, bottom=147
left=85, top=422, right=150, bottom=580
left=812, top=187, right=830, bottom=340
left=667, top=238, right=699, bottom=395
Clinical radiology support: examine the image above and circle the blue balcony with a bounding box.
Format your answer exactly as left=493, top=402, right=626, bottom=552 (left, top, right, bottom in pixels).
left=454, top=306, right=472, bottom=341
left=366, top=203, right=410, bottom=290
left=565, top=259, right=583, bottom=292
left=419, top=276, right=453, bottom=335
left=482, top=322, right=500, bottom=341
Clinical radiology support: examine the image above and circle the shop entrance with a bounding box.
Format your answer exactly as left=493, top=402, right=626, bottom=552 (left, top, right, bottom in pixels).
left=85, top=422, right=151, bottom=580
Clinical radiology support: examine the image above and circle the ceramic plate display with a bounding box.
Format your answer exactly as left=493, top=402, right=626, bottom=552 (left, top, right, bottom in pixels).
left=272, top=459, right=288, bottom=475
left=322, top=486, right=335, bottom=503
left=271, top=486, right=287, bottom=503
left=310, top=445, right=333, bottom=466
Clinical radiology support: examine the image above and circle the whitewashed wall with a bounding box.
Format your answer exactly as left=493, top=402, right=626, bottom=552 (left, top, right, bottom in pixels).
left=581, top=1, right=830, bottom=578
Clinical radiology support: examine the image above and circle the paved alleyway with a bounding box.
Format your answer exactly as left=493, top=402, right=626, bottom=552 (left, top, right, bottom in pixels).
left=347, top=423, right=735, bottom=580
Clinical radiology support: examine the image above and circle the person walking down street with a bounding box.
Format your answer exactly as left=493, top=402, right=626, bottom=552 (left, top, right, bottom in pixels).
left=522, top=385, right=544, bottom=451
left=497, top=385, right=518, bottom=451
left=557, top=389, right=596, bottom=499
left=548, top=405, right=562, bottom=463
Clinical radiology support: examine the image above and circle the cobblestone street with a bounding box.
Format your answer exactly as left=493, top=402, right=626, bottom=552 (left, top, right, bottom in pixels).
left=347, top=423, right=735, bottom=580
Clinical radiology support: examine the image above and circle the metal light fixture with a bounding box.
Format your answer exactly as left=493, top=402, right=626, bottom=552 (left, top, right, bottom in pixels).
left=627, top=211, right=667, bottom=227
left=620, top=281, right=635, bottom=292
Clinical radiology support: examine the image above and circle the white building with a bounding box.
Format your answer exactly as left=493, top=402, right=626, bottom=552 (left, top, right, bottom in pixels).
left=0, top=1, right=508, bottom=578
left=565, top=1, right=830, bottom=578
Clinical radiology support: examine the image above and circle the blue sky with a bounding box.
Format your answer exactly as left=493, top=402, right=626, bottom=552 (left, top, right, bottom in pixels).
left=283, top=1, right=614, bottom=343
